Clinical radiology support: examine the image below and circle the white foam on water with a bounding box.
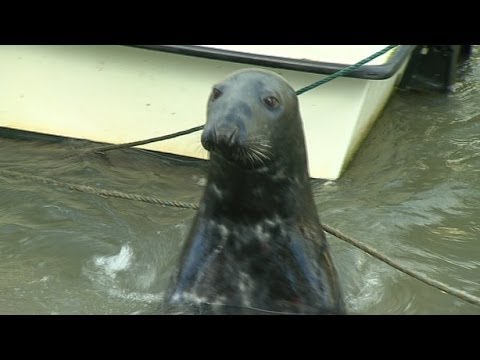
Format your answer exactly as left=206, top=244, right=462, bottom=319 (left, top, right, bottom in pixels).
left=107, top=288, right=164, bottom=304
left=93, top=244, right=133, bottom=279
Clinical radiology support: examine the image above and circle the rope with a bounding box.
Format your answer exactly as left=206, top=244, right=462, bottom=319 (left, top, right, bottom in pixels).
left=82, top=125, right=205, bottom=154
left=294, top=45, right=398, bottom=95
left=1, top=167, right=479, bottom=308
left=322, top=224, right=480, bottom=307
left=0, top=169, right=199, bottom=210
left=86, top=45, right=398, bottom=154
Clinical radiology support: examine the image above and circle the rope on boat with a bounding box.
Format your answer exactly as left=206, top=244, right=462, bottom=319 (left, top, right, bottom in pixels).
left=84, top=125, right=205, bottom=155
left=294, top=45, right=398, bottom=95
left=1, top=167, right=479, bottom=308
left=86, top=45, right=398, bottom=155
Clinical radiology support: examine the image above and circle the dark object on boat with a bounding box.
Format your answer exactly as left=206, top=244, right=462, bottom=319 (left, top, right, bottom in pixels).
left=132, top=45, right=415, bottom=80
left=399, top=45, right=471, bottom=92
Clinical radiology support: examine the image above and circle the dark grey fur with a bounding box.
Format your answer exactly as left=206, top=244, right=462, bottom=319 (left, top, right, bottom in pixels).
left=165, top=69, right=345, bottom=314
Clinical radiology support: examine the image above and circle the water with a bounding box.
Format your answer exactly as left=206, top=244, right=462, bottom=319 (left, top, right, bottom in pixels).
left=1, top=50, right=480, bottom=315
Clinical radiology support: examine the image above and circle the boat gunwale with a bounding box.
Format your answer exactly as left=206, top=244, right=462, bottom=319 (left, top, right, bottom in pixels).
left=128, top=45, right=415, bottom=80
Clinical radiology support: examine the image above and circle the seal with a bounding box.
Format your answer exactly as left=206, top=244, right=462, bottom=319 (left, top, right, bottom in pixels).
left=165, top=68, right=345, bottom=314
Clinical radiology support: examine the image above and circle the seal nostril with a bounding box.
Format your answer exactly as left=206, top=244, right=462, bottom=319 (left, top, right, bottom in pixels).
left=201, top=127, right=216, bottom=151
left=214, top=126, right=238, bottom=150
left=228, top=127, right=238, bottom=146
left=201, top=137, right=211, bottom=151
left=211, top=126, right=219, bottom=149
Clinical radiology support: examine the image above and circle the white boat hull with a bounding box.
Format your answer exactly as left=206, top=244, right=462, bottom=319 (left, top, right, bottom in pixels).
left=0, top=45, right=409, bottom=179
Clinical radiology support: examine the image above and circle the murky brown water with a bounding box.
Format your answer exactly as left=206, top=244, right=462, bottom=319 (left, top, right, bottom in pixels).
left=1, top=48, right=479, bottom=314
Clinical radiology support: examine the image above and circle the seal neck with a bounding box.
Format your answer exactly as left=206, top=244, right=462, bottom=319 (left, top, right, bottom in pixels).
left=202, top=152, right=317, bottom=221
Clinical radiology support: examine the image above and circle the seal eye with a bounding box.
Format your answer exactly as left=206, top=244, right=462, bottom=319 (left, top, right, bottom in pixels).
left=263, top=96, right=279, bottom=109
left=211, top=88, right=222, bottom=101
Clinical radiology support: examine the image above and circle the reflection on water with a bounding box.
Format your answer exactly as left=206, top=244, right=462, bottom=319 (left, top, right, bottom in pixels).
left=1, top=48, right=479, bottom=314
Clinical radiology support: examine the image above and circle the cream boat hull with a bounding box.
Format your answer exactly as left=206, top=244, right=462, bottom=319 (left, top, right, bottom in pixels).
left=0, top=45, right=410, bottom=179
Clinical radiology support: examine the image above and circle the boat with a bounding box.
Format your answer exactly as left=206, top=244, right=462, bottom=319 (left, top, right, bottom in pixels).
left=0, top=45, right=464, bottom=179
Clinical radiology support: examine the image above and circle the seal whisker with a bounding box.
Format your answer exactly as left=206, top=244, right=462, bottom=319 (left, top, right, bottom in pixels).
left=246, top=149, right=258, bottom=168
left=233, top=146, right=252, bottom=168
left=250, top=147, right=271, bottom=162
left=248, top=145, right=273, bottom=165
left=248, top=139, right=274, bottom=156
left=257, top=142, right=273, bottom=150
left=249, top=150, right=264, bottom=168
left=249, top=137, right=272, bottom=148
left=250, top=150, right=268, bottom=167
